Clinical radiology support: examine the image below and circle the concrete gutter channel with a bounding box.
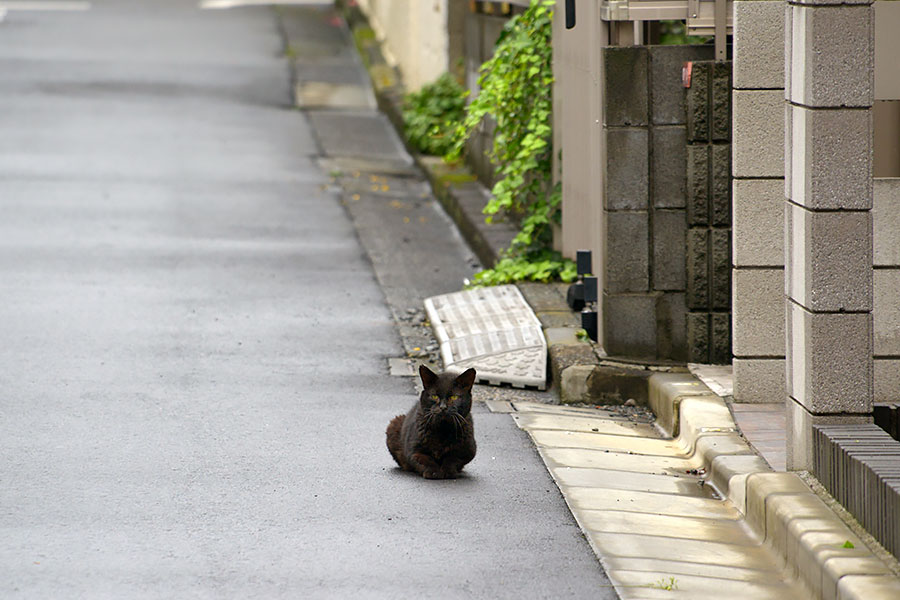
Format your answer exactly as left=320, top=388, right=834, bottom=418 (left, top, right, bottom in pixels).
left=336, top=4, right=900, bottom=598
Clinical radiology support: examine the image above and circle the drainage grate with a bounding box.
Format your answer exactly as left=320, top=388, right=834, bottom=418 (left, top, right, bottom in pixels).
left=424, top=285, right=546, bottom=390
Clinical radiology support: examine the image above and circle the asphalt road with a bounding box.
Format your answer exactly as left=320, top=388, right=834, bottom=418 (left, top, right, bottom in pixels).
left=0, top=2, right=616, bottom=598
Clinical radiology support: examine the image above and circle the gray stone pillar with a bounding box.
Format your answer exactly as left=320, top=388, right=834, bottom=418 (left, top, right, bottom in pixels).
left=732, top=0, right=787, bottom=403
left=784, top=0, right=875, bottom=470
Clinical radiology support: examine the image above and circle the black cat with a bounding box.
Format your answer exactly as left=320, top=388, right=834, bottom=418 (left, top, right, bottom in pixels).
left=386, top=365, right=477, bottom=479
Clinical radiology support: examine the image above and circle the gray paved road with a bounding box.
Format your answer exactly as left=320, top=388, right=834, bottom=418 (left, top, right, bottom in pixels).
left=0, top=2, right=615, bottom=598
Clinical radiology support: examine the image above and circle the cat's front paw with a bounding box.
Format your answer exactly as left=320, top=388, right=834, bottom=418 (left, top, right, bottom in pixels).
left=423, top=469, right=445, bottom=480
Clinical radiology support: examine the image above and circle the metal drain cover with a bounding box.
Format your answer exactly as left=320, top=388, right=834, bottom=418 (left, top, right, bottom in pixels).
left=424, top=285, right=547, bottom=390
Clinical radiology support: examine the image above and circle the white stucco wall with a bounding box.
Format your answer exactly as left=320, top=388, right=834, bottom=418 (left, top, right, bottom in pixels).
left=356, top=0, right=450, bottom=91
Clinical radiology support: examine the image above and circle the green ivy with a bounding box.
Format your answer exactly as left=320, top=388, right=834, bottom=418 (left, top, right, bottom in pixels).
left=401, top=73, right=467, bottom=156
left=448, top=0, right=575, bottom=285
left=471, top=248, right=577, bottom=286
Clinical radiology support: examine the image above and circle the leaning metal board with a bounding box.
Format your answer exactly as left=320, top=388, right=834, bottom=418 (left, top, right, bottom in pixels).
left=424, top=285, right=547, bottom=390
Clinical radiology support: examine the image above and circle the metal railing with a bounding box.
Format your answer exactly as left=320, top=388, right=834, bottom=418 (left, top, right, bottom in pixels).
left=565, top=0, right=732, bottom=60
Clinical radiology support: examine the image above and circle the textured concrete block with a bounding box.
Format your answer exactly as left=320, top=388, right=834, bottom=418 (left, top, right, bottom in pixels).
left=606, top=211, right=649, bottom=293
left=687, top=61, right=710, bottom=143
left=650, top=47, right=713, bottom=125
left=549, top=340, right=599, bottom=388
left=711, top=312, right=731, bottom=364
left=711, top=144, right=731, bottom=226
left=606, top=128, right=649, bottom=210
left=711, top=229, right=731, bottom=311
left=734, top=1, right=786, bottom=90
left=603, top=47, right=649, bottom=127
left=733, top=269, right=786, bottom=358
left=733, top=358, right=786, bottom=403
left=788, top=105, right=872, bottom=210
left=656, top=293, right=687, bottom=362
left=787, top=302, right=873, bottom=414
left=874, top=178, right=900, bottom=267
left=788, top=4, right=873, bottom=108
left=652, top=209, right=686, bottom=291
left=586, top=365, right=654, bottom=405
left=733, top=178, right=785, bottom=267
left=712, top=62, right=732, bottom=142
left=787, top=204, right=872, bottom=313
left=604, top=293, right=658, bottom=357
left=651, top=126, right=687, bottom=208
left=874, top=359, right=900, bottom=404
left=517, top=281, right=568, bottom=312
left=733, top=90, right=784, bottom=178
left=785, top=398, right=872, bottom=472
left=686, top=228, right=709, bottom=310
left=687, top=312, right=710, bottom=363
left=687, top=145, right=710, bottom=226
left=559, top=365, right=597, bottom=404
left=874, top=269, right=900, bottom=356
left=649, top=45, right=714, bottom=125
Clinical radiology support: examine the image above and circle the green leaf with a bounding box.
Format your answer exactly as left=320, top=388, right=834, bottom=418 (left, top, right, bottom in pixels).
left=448, top=0, right=572, bottom=285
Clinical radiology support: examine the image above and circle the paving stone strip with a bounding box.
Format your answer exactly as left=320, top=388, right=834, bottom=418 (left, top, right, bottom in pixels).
left=505, top=384, right=900, bottom=599
left=509, top=401, right=806, bottom=599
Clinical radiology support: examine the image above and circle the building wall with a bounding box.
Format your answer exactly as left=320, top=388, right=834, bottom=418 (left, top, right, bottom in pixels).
left=599, top=45, right=720, bottom=361
left=732, top=0, right=900, bottom=404
left=355, top=0, right=454, bottom=91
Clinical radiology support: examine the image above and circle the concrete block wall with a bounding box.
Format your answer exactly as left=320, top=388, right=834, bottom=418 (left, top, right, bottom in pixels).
left=686, top=60, right=733, bottom=364
left=732, top=1, right=899, bottom=410
left=601, top=45, right=718, bottom=361
left=874, top=178, right=900, bottom=403
left=784, top=0, right=875, bottom=470
left=732, top=0, right=787, bottom=402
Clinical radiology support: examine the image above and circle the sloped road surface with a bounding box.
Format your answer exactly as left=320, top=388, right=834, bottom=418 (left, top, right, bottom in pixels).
left=0, top=2, right=615, bottom=598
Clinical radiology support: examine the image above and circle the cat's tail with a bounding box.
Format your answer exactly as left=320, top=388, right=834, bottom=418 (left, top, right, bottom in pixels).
left=386, top=415, right=408, bottom=470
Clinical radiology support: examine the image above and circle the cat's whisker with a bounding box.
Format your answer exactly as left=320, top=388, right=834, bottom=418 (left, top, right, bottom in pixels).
left=452, top=412, right=465, bottom=435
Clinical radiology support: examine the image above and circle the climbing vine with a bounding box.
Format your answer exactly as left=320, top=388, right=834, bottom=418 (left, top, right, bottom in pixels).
left=448, top=0, right=575, bottom=285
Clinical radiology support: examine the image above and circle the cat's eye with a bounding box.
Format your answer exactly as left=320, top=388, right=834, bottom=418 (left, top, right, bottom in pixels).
left=449, top=395, right=458, bottom=401
left=430, top=394, right=439, bottom=401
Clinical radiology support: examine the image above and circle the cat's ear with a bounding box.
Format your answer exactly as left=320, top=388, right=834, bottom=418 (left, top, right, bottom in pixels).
left=454, top=368, right=477, bottom=391
left=419, top=364, right=438, bottom=388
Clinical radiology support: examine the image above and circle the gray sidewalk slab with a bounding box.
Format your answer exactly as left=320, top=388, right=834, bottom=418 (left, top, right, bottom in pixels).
left=511, top=401, right=807, bottom=599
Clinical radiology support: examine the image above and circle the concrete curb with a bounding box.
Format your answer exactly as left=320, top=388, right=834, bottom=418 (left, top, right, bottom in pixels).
left=337, top=1, right=517, bottom=271
left=650, top=374, right=900, bottom=599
